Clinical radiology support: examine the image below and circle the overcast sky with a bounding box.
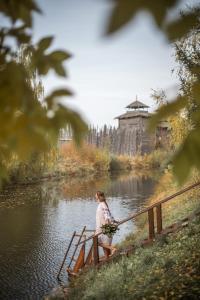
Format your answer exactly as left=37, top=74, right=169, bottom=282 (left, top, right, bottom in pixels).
left=32, top=0, right=195, bottom=127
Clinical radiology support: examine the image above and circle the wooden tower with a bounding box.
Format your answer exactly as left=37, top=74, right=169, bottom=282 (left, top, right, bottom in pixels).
left=115, top=97, right=150, bottom=131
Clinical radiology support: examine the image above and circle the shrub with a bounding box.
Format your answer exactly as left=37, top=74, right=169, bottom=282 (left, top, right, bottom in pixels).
left=60, top=142, right=110, bottom=173
left=131, top=149, right=168, bottom=170
left=109, top=155, right=132, bottom=171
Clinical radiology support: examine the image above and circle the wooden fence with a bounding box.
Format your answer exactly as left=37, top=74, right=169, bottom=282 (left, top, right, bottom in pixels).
left=59, top=125, right=158, bottom=155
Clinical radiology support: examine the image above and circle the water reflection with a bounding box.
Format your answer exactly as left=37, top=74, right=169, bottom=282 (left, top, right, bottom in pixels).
left=0, top=171, right=155, bottom=299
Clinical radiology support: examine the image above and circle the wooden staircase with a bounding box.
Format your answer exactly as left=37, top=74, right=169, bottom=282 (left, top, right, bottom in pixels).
left=57, top=226, right=116, bottom=280
left=57, top=181, right=200, bottom=281
left=57, top=226, right=94, bottom=280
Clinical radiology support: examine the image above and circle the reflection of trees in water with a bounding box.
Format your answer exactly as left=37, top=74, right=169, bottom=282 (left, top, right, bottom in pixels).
left=105, top=171, right=156, bottom=210
left=40, top=171, right=156, bottom=204
left=40, top=175, right=111, bottom=201
left=0, top=171, right=156, bottom=208
left=62, top=175, right=111, bottom=199
left=108, top=177, right=154, bottom=199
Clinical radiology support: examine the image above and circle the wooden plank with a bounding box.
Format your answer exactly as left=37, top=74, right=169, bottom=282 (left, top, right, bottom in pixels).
left=85, top=245, right=93, bottom=265
left=156, top=204, right=162, bottom=234
left=148, top=208, right=155, bottom=240
left=72, top=244, right=85, bottom=273
left=93, top=236, right=99, bottom=265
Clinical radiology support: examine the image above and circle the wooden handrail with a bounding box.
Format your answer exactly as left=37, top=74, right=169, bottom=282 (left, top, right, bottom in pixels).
left=77, top=181, right=200, bottom=246
left=57, top=230, right=76, bottom=280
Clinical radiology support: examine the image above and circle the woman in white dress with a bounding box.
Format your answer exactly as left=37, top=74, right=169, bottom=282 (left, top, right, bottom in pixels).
left=95, top=191, right=115, bottom=258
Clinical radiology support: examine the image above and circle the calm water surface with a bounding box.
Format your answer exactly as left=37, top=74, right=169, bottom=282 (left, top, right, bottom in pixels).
left=0, top=172, right=155, bottom=299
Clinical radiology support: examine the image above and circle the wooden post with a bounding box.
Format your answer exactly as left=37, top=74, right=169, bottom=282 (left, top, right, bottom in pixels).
left=148, top=208, right=155, bottom=240
left=93, top=235, right=99, bottom=265
left=156, top=204, right=162, bottom=234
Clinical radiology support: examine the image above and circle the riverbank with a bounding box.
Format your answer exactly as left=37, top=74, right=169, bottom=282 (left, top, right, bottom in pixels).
left=3, top=143, right=110, bottom=187
left=4, top=142, right=166, bottom=187
left=66, top=171, right=200, bottom=300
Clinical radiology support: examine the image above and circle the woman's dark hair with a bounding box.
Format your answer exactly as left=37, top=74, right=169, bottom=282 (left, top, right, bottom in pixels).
left=96, top=191, right=113, bottom=217
left=96, top=191, right=106, bottom=202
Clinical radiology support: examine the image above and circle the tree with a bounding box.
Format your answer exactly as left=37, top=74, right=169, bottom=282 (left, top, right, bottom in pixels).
left=105, top=1, right=200, bottom=184
left=0, top=1, right=87, bottom=180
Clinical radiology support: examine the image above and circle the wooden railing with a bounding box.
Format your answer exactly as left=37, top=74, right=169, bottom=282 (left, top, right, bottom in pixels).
left=57, top=181, right=200, bottom=279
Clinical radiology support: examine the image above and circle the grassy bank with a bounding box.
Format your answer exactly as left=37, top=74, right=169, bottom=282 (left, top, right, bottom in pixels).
left=69, top=218, right=200, bottom=300
left=68, top=171, right=200, bottom=300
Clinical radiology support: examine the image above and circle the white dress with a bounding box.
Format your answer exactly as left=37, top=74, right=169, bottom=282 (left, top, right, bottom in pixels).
left=96, top=202, right=114, bottom=245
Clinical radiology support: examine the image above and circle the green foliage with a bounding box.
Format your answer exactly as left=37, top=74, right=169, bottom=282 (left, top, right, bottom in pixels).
left=0, top=0, right=87, bottom=182
left=149, top=95, right=187, bottom=130
left=106, top=0, right=199, bottom=42
left=106, top=2, right=200, bottom=184
left=101, top=223, right=119, bottom=238
left=169, top=113, right=189, bottom=149
left=150, top=32, right=200, bottom=184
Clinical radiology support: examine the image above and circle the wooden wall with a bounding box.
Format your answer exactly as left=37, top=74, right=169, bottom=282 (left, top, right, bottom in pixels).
left=86, top=125, right=155, bottom=155
left=59, top=124, right=168, bottom=156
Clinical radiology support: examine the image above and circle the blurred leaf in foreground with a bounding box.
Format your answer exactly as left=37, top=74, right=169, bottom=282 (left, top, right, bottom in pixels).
left=0, top=0, right=87, bottom=182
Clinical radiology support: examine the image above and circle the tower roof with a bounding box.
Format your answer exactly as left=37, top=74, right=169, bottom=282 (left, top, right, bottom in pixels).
left=126, top=100, right=149, bottom=109
left=115, top=111, right=150, bottom=120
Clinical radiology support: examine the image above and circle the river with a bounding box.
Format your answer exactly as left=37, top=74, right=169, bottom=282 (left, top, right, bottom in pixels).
left=0, top=171, right=155, bottom=299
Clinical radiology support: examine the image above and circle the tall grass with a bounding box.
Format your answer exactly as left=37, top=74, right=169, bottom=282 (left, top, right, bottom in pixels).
left=130, top=149, right=169, bottom=170
left=4, top=142, right=111, bottom=185
left=6, top=148, right=59, bottom=185
left=60, top=142, right=110, bottom=175
left=109, top=149, right=168, bottom=172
